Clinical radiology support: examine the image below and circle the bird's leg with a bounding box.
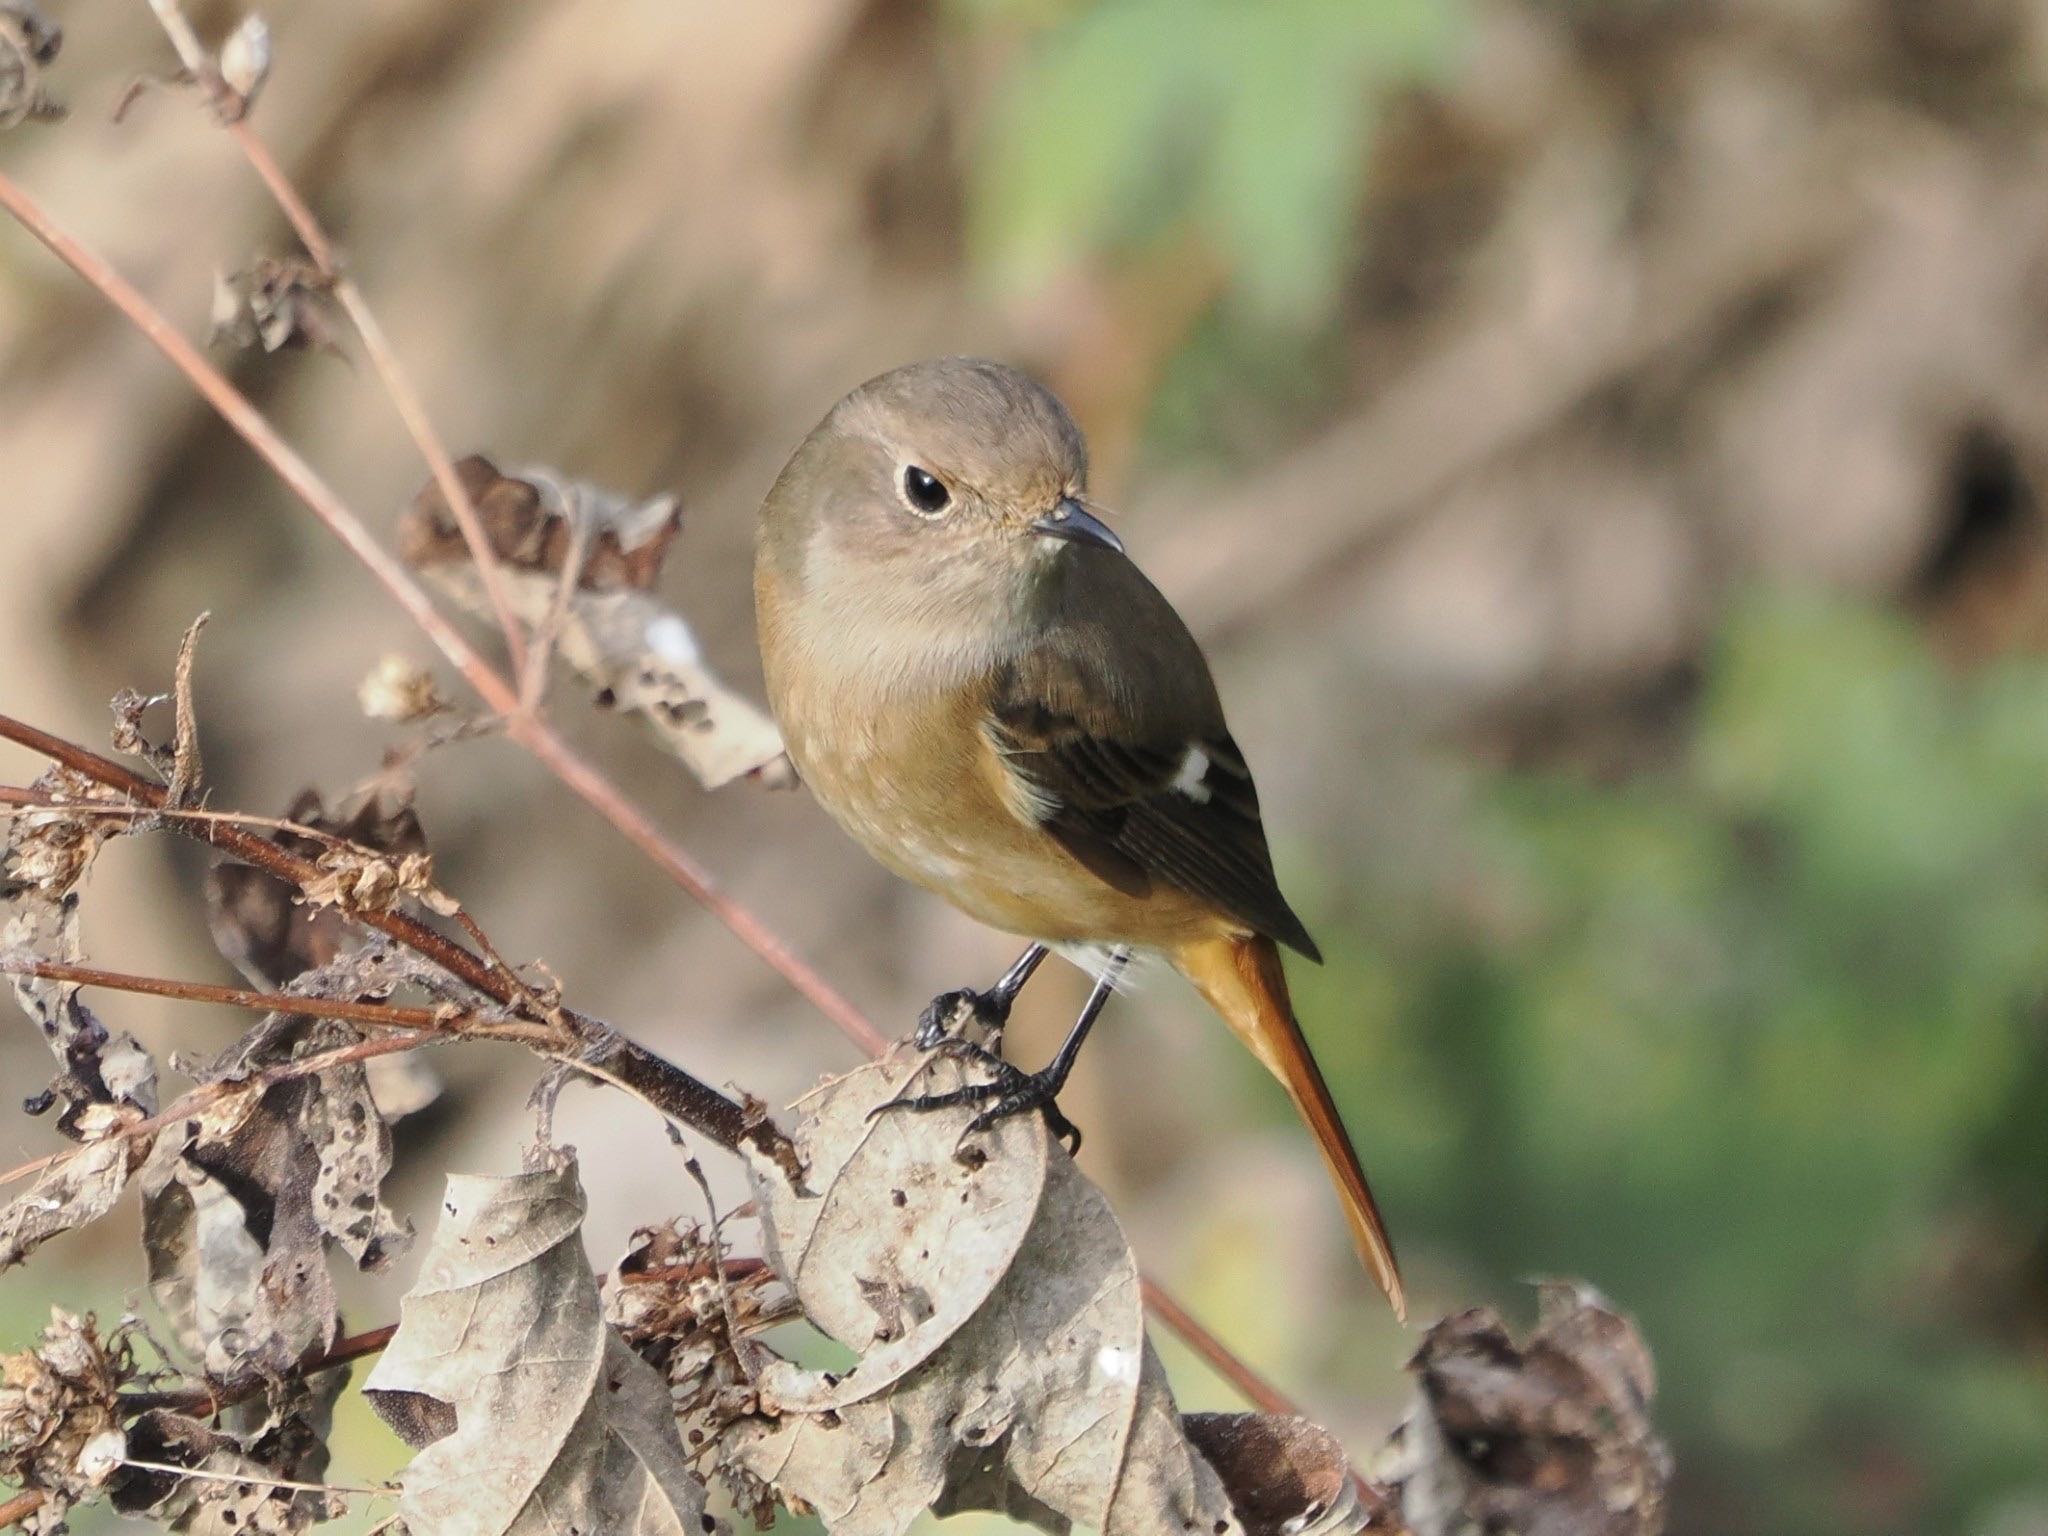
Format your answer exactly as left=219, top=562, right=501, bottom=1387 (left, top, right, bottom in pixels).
left=914, top=942, right=1049, bottom=1050
left=879, top=948, right=1129, bottom=1154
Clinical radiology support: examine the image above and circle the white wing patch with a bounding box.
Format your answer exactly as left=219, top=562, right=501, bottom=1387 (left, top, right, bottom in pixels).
left=1170, top=744, right=1212, bottom=803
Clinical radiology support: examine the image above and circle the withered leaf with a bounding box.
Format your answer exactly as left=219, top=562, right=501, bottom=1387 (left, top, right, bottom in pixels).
left=112, top=1405, right=345, bottom=1535
left=141, top=1013, right=408, bottom=1383
left=208, top=257, right=341, bottom=355
left=3, top=765, right=159, bottom=1129
left=207, top=794, right=450, bottom=1127
left=1183, top=1415, right=1379, bottom=1536
left=728, top=1049, right=1345, bottom=1536
left=399, top=456, right=791, bottom=788
left=107, top=613, right=208, bottom=806
left=1378, top=1283, right=1670, bottom=1536
left=364, top=1160, right=716, bottom=1536
left=399, top=455, right=681, bottom=591
left=0, top=1137, right=133, bottom=1270
left=607, top=1222, right=792, bottom=1402
left=206, top=789, right=427, bottom=989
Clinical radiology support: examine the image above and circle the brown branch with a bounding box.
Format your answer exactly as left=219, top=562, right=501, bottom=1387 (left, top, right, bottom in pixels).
left=0, top=958, right=450, bottom=1034
left=0, top=711, right=758, bottom=1155
left=123, top=1322, right=399, bottom=1417
left=0, top=1492, right=44, bottom=1531
left=1138, top=1279, right=1303, bottom=1419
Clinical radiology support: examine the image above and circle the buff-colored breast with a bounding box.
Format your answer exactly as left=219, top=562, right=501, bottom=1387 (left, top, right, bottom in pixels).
left=758, top=565, right=1223, bottom=950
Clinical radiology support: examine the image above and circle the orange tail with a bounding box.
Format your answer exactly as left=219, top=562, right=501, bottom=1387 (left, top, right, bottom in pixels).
left=1174, top=933, right=1405, bottom=1320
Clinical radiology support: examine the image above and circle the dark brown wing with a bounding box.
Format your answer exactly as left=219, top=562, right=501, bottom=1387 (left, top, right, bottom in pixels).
left=985, top=551, right=1322, bottom=962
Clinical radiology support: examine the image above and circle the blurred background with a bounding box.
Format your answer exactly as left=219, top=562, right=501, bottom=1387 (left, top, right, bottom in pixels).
left=5, top=0, right=2048, bottom=1531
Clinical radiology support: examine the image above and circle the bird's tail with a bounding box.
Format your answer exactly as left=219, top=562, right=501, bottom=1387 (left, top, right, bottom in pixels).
left=1175, top=933, right=1405, bottom=1320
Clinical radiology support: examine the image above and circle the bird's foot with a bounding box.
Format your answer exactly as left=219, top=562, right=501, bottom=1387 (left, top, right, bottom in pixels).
left=871, top=1040, right=1083, bottom=1155
left=913, top=986, right=1009, bottom=1051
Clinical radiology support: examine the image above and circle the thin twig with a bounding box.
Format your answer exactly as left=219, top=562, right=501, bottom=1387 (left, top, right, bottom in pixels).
left=1138, top=1278, right=1301, bottom=1418
left=0, top=1021, right=442, bottom=1194
left=115, top=1458, right=392, bottom=1500
left=141, top=0, right=530, bottom=676
left=0, top=711, right=759, bottom=1154
left=1, top=786, right=381, bottom=850
left=0, top=1493, right=44, bottom=1531
left=123, top=1323, right=399, bottom=1416
left=517, top=508, right=592, bottom=712
left=327, top=279, right=533, bottom=680
left=0, top=957, right=450, bottom=1034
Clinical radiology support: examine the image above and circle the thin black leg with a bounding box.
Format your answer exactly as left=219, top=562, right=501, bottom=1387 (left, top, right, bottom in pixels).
left=1022, top=947, right=1127, bottom=1103
left=989, top=943, right=1050, bottom=1013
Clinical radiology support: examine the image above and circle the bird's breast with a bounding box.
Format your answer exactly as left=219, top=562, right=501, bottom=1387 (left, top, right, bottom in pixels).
left=756, top=561, right=1222, bottom=948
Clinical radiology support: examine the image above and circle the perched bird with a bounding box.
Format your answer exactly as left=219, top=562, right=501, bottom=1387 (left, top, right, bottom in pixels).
left=754, top=357, right=1403, bottom=1316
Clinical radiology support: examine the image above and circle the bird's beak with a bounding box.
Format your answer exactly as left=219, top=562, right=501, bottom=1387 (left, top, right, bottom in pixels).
left=1032, top=498, right=1124, bottom=554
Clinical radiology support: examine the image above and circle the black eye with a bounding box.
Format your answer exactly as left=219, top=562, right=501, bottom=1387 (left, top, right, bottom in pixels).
left=902, top=465, right=950, bottom=515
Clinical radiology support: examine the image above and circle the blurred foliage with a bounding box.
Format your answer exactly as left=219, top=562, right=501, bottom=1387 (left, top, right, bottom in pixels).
left=964, top=0, right=1464, bottom=323
left=1298, top=591, right=2048, bottom=1532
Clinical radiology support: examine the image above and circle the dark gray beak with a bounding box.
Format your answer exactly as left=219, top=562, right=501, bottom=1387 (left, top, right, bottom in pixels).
left=1032, top=497, right=1124, bottom=554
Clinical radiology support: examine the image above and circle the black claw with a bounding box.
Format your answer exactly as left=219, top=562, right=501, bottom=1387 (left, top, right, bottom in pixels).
left=966, top=1086, right=1081, bottom=1154
left=872, top=1047, right=1082, bottom=1153
left=914, top=987, right=1007, bottom=1050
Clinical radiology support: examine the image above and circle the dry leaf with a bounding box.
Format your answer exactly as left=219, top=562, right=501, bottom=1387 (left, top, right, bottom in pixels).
left=607, top=1223, right=791, bottom=1402
left=1377, top=1283, right=1670, bottom=1536
left=726, top=1048, right=1347, bottom=1536
left=206, top=789, right=428, bottom=987
left=399, top=455, right=682, bottom=591
left=364, top=1159, right=717, bottom=1536
left=204, top=790, right=446, bottom=1117
left=208, top=258, right=341, bottom=355
left=111, top=1403, right=346, bottom=1534
left=3, top=764, right=159, bottom=1129
left=141, top=1012, right=408, bottom=1383
left=0, top=1138, right=134, bottom=1270
left=400, top=456, right=792, bottom=788
left=1183, top=1416, right=1382, bottom=1536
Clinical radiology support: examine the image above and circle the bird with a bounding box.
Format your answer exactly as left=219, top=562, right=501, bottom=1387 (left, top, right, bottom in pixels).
left=753, top=356, right=1403, bottom=1316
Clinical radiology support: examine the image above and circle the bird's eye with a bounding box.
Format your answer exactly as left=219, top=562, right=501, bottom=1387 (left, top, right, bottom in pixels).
left=901, top=464, right=950, bottom=516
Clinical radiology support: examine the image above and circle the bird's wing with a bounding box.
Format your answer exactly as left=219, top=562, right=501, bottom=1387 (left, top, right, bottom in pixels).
left=983, top=555, right=1321, bottom=961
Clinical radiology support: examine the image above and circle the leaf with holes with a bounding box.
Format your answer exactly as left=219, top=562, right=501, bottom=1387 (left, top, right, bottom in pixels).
left=364, top=1158, right=716, bottom=1536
